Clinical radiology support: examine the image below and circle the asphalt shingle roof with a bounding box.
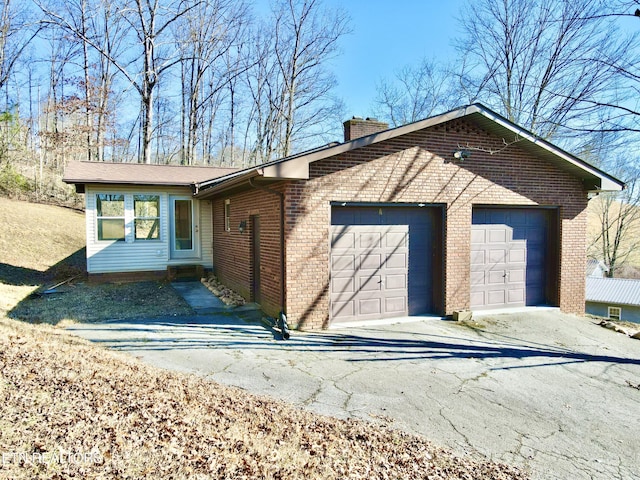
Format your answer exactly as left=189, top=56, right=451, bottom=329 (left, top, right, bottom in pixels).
left=63, top=161, right=237, bottom=187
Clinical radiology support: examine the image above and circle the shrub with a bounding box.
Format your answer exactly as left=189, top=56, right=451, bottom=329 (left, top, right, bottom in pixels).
left=0, top=163, right=33, bottom=197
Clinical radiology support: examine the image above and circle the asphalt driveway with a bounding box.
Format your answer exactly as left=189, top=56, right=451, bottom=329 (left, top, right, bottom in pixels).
left=67, top=310, right=640, bottom=480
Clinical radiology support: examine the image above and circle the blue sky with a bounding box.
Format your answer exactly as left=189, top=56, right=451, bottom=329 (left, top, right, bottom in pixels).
left=325, top=0, right=464, bottom=116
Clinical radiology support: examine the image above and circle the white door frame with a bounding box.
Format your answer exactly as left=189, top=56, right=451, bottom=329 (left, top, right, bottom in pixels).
left=169, top=196, right=200, bottom=260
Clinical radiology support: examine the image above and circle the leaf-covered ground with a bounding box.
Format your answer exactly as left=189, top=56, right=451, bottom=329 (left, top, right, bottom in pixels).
left=0, top=317, right=529, bottom=480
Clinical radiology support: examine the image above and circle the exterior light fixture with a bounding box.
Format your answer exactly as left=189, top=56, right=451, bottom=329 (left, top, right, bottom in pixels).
left=238, top=220, right=247, bottom=234
left=453, top=150, right=471, bottom=160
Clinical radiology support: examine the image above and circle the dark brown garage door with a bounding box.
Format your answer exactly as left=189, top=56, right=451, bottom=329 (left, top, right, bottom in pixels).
left=330, top=206, right=441, bottom=324
left=470, top=208, right=555, bottom=310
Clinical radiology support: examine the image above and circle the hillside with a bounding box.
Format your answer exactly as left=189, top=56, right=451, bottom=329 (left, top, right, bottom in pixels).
left=587, top=196, right=640, bottom=276
left=0, top=197, right=86, bottom=277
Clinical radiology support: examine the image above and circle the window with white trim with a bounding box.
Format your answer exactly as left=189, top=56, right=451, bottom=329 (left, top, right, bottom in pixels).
left=224, top=199, right=231, bottom=232
left=134, top=195, right=160, bottom=240
left=96, top=194, right=125, bottom=241
left=608, top=306, right=621, bottom=320
left=96, top=193, right=162, bottom=242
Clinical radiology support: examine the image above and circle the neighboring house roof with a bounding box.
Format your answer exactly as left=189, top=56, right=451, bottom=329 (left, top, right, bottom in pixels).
left=586, top=259, right=609, bottom=277
left=194, top=103, right=625, bottom=198
left=63, top=161, right=238, bottom=187
left=586, top=277, right=640, bottom=307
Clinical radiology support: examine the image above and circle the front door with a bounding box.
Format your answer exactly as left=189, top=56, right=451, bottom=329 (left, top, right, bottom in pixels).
left=170, top=196, right=198, bottom=259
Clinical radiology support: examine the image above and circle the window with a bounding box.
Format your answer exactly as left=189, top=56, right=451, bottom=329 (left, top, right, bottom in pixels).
left=134, top=195, right=160, bottom=240
left=96, top=194, right=125, bottom=241
left=608, top=306, right=622, bottom=320
left=224, top=199, right=231, bottom=232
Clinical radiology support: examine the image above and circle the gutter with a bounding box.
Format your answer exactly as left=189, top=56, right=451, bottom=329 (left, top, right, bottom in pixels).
left=248, top=177, right=287, bottom=319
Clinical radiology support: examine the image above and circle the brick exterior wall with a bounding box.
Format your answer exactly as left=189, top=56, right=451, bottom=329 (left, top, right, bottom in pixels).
left=212, top=185, right=284, bottom=316
left=283, top=117, right=588, bottom=329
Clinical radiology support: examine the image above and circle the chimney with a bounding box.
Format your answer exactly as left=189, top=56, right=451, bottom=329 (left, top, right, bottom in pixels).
left=343, top=117, right=389, bottom=142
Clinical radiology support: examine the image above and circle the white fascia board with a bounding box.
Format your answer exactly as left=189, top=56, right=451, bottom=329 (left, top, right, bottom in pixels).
left=472, top=105, right=624, bottom=192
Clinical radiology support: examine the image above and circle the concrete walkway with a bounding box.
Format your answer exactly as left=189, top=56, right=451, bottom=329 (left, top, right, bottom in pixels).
left=170, top=281, right=227, bottom=314
left=67, top=302, right=640, bottom=480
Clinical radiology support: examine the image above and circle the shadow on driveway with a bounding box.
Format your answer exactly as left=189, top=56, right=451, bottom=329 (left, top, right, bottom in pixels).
left=67, top=314, right=640, bottom=368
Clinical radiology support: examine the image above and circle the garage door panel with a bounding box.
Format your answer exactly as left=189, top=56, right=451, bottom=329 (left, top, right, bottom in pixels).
left=470, top=271, right=485, bottom=286
left=488, top=228, right=507, bottom=243
left=487, top=290, right=506, bottom=305
left=332, top=232, right=355, bottom=249
left=471, top=208, right=552, bottom=310
left=471, top=229, right=486, bottom=244
left=386, top=252, right=407, bottom=268
left=331, top=207, right=439, bottom=324
left=386, top=274, right=406, bottom=289
left=489, top=249, right=507, bottom=264
left=509, top=248, right=526, bottom=263
left=471, top=250, right=486, bottom=265
left=360, top=253, right=382, bottom=270
left=359, top=232, right=381, bottom=248
left=471, top=291, right=485, bottom=306
left=332, top=254, right=355, bottom=271
left=508, top=288, right=525, bottom=303
left=508, top=269, right=525, bottom=283
left=360, top=275, right=382, bottom=291
left=331, top=277, right=354, bottom=294
left=359, top=298, right=381, bottom=315
left=332, top=301, right=354, bottom=319
left=385, top=232, right=407, bottom=247
left=386, top=297, right=406, bottom=313
left=488, top=270, right=507, bottom=284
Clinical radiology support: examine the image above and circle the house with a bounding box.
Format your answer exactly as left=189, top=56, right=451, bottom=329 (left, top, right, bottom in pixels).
left=586, top=259, right=609, bottom=278
left=586, top=277, right=640, bottom=323
left=63, top=162, right=237, bottom=279
left=64, top=104, right=624, bottom=329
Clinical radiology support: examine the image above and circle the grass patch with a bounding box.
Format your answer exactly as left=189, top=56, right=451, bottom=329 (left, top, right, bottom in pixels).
left=0, top=197, right=193, bottom=324
left=0, top=197, right=85, bottom=276
left=8, top=281, right=193, bottom=325
left=0, top=316, right=528, bottom=479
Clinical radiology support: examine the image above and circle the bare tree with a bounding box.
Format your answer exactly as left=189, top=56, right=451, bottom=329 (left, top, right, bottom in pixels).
left=39, top=0, right=203, bottom=164
left=0, top=0, right=40, bottom=92
left=589, top=169, right=640, bottom=277
left=246, top=0, right=349, bottom=162
left=373, top=59, right=458, bottom=127
left=175, top=0, right=248, bottom=165
left=455, top=0, right=635, bottom=142
left=0, top=0, right=40, bottom=164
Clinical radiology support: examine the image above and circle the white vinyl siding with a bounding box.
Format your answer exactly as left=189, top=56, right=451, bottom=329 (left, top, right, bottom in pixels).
left=84, top=185, right=213, bottom=274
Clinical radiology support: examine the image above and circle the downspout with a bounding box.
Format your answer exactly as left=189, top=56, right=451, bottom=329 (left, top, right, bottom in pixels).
left=248, top=177, right=287, bottom=328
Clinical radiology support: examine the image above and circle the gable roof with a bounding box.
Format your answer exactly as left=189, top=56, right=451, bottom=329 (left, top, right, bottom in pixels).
left=586, top=259, right=609, bottom=277
left=586, top=277, right=640, bottom=307
left=63, top=161, right=238, bottom=187
left=194, top=103, right=624, bottom=197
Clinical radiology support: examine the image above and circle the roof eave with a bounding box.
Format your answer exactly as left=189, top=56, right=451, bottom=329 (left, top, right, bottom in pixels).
left=63, top=179, right=196, bottom=187
left=194, top=103, right=625, bottom=195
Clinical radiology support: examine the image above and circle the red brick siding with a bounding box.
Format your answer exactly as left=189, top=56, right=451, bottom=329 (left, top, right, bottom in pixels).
left=212, top=186, right=283, bottom=316
left=284, top=118, right=588, bottom=329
